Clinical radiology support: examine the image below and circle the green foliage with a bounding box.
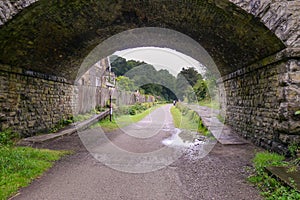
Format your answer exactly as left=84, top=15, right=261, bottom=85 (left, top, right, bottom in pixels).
left=111, top=56, right=218, bottom=103
left=125, top=64, right=177, bottom=101
left=175, top=73, right=189, bottom=100
left=50, top=117, right=73, bottom=133
left=288, top=143, right=299, bottom=158
left=204, top=70, right=218, bottom=99
left=110, top=55, right=145, bottom=76
left=173, top=103, right=210, bottom=136
left=0, top=129, right=19, bottom=146
left=178, top=67, right=203, bottom=86
left=199, top=99, right=220, bottom=110
left=176, top=67, right=214, bottom=102
left=116, top=76, right=137, bottom=91
left=295, top=110, right=300, bottom=115
left=185, top=86, right=197, bottom=103
left=141, top=83, right=176, bottom=101
left=193, top=79, right=208, bottom=101
left=248, top=152, right=300, bottom=199
left=72, top=113, right=93, bottom=123
left=217, top=114, right=225, bottom=123
left=111, top=60, right=177, bottom=101
left=91, top=104, right=159, bottom=132
left=95, top=105, right=106, bottom=112
left=49, top=109, right=106, bottom=133
left=252, top=152, right=285, bottom=173
left=116, top=102, right=155, bottom=116
left=0, top=146, right=69, bottom=200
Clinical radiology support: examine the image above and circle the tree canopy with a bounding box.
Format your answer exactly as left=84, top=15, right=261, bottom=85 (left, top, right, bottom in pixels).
left=111, top=55, right=216, bottom=102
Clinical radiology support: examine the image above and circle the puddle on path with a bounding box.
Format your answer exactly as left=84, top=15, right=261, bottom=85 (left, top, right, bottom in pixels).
left=162, top=128, right=216, bottom=161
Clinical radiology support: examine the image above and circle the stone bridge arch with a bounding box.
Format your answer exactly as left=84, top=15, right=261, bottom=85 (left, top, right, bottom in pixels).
left=0, top=0, right=299, bottom=153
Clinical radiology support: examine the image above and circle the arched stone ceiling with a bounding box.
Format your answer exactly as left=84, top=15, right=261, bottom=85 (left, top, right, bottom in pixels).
left=0, top=0, right=286, bottom=80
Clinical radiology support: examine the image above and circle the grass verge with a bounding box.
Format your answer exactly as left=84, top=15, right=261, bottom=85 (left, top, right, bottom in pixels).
left=91, top=105, right=161, bottom=132
left=199, top=99, right=220, bottom=110
left=0, top=146, right=69, bottom=200
left=170, top=105, right=210, bottom=136
left=248, top=151, right=300, bottom=199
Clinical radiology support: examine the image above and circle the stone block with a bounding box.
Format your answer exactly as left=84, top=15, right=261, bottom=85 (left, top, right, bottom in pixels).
left=289, top=60, right=300, bottom=72
left=27, top=120, right=35, bottom=127
left=289, top=72, right=300, bottom=84
left=280, top=134, right=300, bottom=144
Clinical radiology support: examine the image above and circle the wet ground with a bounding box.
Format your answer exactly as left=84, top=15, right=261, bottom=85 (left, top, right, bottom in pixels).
left=13, top=105, right=262, bottom=200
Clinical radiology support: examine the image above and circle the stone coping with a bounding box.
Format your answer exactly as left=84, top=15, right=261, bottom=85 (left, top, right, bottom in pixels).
left=218, top=48, right=300, bottom=83
left=187, top=104, right=248, bottom=145
left=265, top=166, right=300, bottom=192
left=18, top=110, right=109, bottom=146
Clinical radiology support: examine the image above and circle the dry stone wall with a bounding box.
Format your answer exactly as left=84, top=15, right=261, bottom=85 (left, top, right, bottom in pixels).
left=0, top=65, right=74, bottom=136
left=219, top=50, right=300, bottom=153
left=0, top=65, right=155, bottom=137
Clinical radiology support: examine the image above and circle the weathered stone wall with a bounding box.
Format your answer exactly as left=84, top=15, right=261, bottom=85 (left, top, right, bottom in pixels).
left=0, top=65, right=156, bottom=136
left=219, top=49, right=300, bottom=153
left=229, top=0, right=300, bottom=48
left=277, top=58, right=300, bottom=145
left=0, top=0, right=37, bottom=25
left=0, top=65, right=74, bottom=136
left=3, top=0, right=298, bottom=49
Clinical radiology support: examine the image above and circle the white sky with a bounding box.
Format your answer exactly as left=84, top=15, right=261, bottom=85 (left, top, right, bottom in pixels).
left=113, top=47, right=205, bottom=77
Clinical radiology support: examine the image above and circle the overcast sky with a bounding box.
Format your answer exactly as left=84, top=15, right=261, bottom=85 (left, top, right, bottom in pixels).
left=113, top=47, right=205, bottom=77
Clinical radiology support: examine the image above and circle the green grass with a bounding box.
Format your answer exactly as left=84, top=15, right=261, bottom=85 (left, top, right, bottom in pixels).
left=171, top=106, right=197, bottom=131
left=72, top=112, right=95, bottom=122
left=248, top=151, right=300, bottom=200
left=199, top=99, right=220, bottom=110
left=91, top=105, right=160, bottom=132
left=0, top=146, right=69, bottom=200
left=170, top=106, right=210, bottom=136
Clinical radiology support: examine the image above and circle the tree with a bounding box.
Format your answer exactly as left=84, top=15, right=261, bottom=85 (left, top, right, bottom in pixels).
left=186, top=86, right=197, bottom=103
left=204, top=70, right=218, bottom=99
left=193, top=79, right=208, bottom=100
left=177, top=67, right=203, bottom=87
left=175, top=73, right=189, bottom=101
left=110, top=56, right=145, bottom=76
left=116, top=76, right=136, bottom=91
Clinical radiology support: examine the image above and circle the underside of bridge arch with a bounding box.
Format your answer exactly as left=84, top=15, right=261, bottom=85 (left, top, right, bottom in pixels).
left=0, top=0, right=299, bottom=153
left=0, top=0, right=285, bottom=80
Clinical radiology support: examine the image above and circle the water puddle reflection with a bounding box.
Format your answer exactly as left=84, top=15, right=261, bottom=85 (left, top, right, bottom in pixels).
left=162, top=128, right=216, bottom=161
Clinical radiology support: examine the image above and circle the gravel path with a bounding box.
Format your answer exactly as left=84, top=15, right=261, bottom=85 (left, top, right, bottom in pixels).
left=13, top=105, right=262, bottom=200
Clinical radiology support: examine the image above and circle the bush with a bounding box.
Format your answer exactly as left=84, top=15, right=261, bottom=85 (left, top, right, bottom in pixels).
left=116, top=102, right=155, bottom=116
left=129, top=107, right=137, bottom=115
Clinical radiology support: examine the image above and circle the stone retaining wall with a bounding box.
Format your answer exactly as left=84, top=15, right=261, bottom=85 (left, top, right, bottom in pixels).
left=219, top=50, right=300, bottom=153
left=0, top=65, right=74, bottom=137
left=0, top=65, right=155, bottom=137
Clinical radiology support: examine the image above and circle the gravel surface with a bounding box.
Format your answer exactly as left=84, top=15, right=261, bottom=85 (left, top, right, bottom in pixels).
left=13, top=105, right=263, bottom=200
